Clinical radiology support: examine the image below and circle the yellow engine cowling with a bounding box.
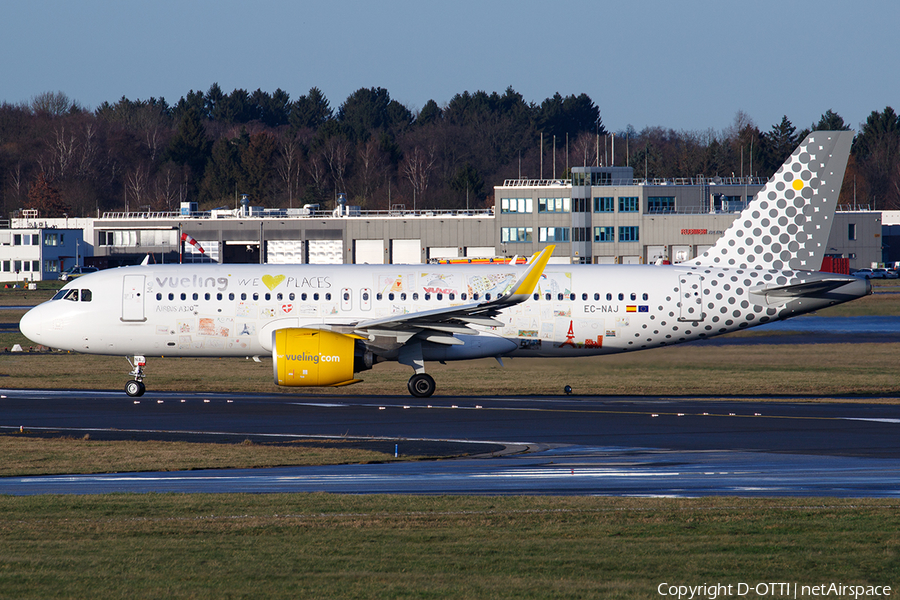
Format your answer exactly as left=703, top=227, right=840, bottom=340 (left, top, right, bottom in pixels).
left=273, top=328, right=365, bottom=387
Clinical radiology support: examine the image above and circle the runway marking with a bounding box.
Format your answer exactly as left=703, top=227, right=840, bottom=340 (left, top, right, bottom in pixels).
left=842, top=418, right=900, bottom=424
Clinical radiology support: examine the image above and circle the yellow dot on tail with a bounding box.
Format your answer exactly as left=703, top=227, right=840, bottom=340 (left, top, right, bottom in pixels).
left=792, top=179, right=804, bottom=191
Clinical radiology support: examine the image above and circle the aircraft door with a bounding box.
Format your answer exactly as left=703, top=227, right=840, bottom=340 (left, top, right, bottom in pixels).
left=360, top=287, right=372, bottom=311
left=677, top=272, right=705, bottom=322
left=341, top=287, right=352, bottom=311
left=122, top=274, right=147, bottom=322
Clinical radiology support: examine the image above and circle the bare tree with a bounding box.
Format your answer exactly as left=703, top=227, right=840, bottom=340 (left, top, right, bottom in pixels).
left=275, top=134, right=302, bottom=208
left=30, top=91, right=73, bottom=116
left=125, top=164, right=150, bottom=212
left=571, top=131, right=596, bottom=168
left=323, top=136, right=351, bottom=197
left=304, top=147, right=328, bottom=201
left=401, top=144, right=436, bottom=210
left=354, top=137, right=386, bottom=207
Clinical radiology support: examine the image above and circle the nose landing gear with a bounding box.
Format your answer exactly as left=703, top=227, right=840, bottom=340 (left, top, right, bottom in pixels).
left=125, top=355, right=146, bottom=397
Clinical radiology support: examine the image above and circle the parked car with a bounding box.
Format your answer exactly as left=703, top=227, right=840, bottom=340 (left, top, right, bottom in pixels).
left=60, top=266, right=99, bottom=281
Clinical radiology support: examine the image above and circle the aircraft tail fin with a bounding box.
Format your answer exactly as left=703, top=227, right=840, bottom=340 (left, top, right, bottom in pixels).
left=690, top=130, right=854, bottom=271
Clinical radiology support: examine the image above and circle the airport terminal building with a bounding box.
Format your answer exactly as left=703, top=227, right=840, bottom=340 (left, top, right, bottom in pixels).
left=2, top=170, right=886, bottom=280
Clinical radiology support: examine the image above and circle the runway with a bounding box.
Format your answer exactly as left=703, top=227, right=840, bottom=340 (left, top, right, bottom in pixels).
left=2, top=388, right=900, bottom=497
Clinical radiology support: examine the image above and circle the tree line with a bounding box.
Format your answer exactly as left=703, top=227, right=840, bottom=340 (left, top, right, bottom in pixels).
left=1, top=86, right=898, bottom=218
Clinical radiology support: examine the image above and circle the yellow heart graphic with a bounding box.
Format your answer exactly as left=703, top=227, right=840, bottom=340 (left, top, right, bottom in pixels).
left=262, top=274, right=286, bottom=290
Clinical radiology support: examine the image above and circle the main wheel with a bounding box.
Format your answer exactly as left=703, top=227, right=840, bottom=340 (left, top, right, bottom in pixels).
left=125, top=380, right=146, bottom=397
left=407, top=373, right=436, bottom=398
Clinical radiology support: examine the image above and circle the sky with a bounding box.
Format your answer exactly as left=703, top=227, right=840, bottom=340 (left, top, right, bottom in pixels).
left=2, top=0, right=897, bottom=134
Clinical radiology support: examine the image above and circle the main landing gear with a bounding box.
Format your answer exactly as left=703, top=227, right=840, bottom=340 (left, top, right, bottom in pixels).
left=407, top=373, right=436, bottom=398
left=125, top=355, right=146, bottom=397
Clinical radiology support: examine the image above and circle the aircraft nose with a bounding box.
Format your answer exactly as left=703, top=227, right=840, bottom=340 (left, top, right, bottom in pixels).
left=19, top=305, right=43, bottom=343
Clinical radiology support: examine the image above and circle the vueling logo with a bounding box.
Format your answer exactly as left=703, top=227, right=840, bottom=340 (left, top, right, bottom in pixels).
left=283, top=352, right=341, bottom=365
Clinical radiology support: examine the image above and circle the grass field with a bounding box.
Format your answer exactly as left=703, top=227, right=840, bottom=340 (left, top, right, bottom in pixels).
left=0, top=495, right=897, bottom=599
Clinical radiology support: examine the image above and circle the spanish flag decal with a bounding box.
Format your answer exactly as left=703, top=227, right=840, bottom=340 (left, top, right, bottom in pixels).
left=626, top=306, right=637, bottom=313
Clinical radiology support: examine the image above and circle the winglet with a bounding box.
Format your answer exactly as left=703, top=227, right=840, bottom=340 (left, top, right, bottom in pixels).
left=504, top=245, right=555, bottom=301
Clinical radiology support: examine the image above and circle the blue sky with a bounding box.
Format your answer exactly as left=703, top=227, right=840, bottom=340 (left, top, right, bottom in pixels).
left=2, top=0, right=897, bottom=134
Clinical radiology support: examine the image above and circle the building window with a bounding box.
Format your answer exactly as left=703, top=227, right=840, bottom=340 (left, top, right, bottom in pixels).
left=619, top=226, right=639, bottom=242
left=539, top=227, right=570, bottom=242
left=538, top=197, right=570, bottom=213
left=44, top=260, right=59, bottom=272
left=647, top=196, right=675, bottom=213
left=500, top=198, right=532, bottom=214
left=44, top=233, right=59, bottom=246
left=594, top=226, right=614, bottom=242
left=618, top=196, right=639, bottom=212
left=848, top=223, right=857, bottom=241
left=572, top=227, right=590, bottom=242
left=594, top=197, right=614, bottom=212
left=1, top=261, right=9, bottom=272
left=99, top=230, right=138, bottom=246
left=501, top=227, right=533, bottom=243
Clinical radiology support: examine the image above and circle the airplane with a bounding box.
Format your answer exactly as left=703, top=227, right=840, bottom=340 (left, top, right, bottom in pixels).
left=19, top=130, right=868, bottom=398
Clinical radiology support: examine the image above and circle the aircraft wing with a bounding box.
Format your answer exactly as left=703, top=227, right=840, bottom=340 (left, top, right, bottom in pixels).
left=347, top=245, right=555, bottom=346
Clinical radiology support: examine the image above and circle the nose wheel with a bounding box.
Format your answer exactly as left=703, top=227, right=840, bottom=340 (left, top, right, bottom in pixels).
left=125, top=379, right=146, bottom=397
left=125, top=355, right=147, bottom=397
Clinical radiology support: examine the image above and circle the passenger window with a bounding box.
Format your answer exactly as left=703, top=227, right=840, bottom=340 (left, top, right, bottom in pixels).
left=181, top=293, right=187, bottom=301
left=156, top=293, right=162, bottom=301
left=630, top=293, right=636, bottom=301
left=485, top=293, right=492, bottom=300
left=389, top=293, right=395, bottom=301
left=376, top=293, right=382, bottom=301
left=363, top=292, right=370, bottom=301
left=191, top=293, right=198, bottom=301
left=449, top=293, right=455, bottom=301
left=169, top=293, right=175, bottom=301
left=570, top=293, right=575, bottom=301
left=217, top=293, right=222, bottom=301
left=461, top=293, right=467, bottom=301
left=264, top=293, right=271, bottom=301
left=557, top=293, right=564, bottom=301
left=289, top=293, right=295, bottom=301
left=277, top=293, right=283, bottom=301
left=313, top=293, right=319, bottom=301
left=545, top=293, right=551, bottom=301
left=473, top=293, right=479, bottom=300
left=594, top=293, right=600, bottom=301
left=582, top=293, right=588, bottom=301
left=325, top=293, right=331, bottom=301
left=253, top=293, right=259, bottom=301
left=424, top=293, right=431, bottom=301
left=606, top=293, right=612, bottom=301
left=229, top=293, right=235, bottom=300
left=412, top=293, right=419, bottom=301
left=642, top=293, right=649, bottom=301
left=436, top=293, right=442, bottom=301
left=343, top=292, right=350, bottom=301
left=301, top=293, right=307, bottom=301
left=401, top=293, right=407, bottom=301
left=618, top=293, right=624, bottom=301
left=533, top=293, right=539, bottom=300
left=205, top=293, right=210, bottom=301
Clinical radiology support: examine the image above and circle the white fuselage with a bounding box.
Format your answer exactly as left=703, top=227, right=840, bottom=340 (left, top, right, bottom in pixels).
left=20, top=261, right=868, bottom=361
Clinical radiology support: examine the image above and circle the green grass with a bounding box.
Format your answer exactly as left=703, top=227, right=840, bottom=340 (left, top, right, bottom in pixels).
left=0, top=495, right=897, bottom=599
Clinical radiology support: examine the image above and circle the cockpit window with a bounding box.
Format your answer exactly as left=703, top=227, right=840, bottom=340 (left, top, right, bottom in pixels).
left=62, top=289, right=79, bottom=302
left=81, top=289, right=92, bottom=302
left=52, top=289, right=68, bottom=300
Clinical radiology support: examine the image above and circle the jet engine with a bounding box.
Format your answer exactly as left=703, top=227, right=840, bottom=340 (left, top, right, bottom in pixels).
left=272, top=328, right=372, bottom=387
